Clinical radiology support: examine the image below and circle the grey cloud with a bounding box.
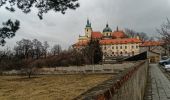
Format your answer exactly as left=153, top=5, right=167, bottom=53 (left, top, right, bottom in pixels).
left=1, top=0, right=170, bottom=49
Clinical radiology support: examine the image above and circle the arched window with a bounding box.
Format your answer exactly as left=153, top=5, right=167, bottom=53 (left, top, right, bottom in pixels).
left=125, top=46, right=127, bottom=49
left=120, top=51, right=123, bottom=56
left=132, top=45, right=134, bottom=49
left=132, top=51, right=134, bottom=55
left=136, top=45, right=138, bottom=48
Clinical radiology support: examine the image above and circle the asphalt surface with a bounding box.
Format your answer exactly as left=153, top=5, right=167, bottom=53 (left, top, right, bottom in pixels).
left=144, top=64, right=170, bottom=100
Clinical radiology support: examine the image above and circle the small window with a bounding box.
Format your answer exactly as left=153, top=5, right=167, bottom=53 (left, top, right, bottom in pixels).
left=120, top=46, right=122, bottom=49
left=132, top=46, right=134, bottom=49
left=136, top=45, right=138, bottom=48
left=132, top=51, right=134, bottom=55
left=116, top=46, right=118, bottom=49
left=112, top=46, right=114, bottom=49
left=125, top=46, right=127, bottom=49
left=112, top=52, right=114, bottom=54
left=120, top=51, right=123, bottom=54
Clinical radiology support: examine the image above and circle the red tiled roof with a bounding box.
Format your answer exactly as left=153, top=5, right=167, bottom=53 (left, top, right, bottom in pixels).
left=74, top=38, right=141, bottom=46
left=73, top=40, right=88, bottom=47
left=100, top=38, right=141, bottom=45
left=92, top=32, right=103, bottom=39
left=112, top=31, right=127, bottom=38
left=140, top=41, right=162, bottom=47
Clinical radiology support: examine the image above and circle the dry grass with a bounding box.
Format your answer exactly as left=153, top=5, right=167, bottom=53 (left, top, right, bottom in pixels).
left=0, top=74, right=113, bottom=100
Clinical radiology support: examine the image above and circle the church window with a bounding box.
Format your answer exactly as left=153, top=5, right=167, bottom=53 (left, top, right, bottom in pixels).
left=132, top=46, right=134, bottom=49
left=136, top=45, right=138, bottom=48
left=120, top=51, right=123, bottom=55
left=132, top=51, right=134, bottom=55
left=125, top=46, right=127, bottom=49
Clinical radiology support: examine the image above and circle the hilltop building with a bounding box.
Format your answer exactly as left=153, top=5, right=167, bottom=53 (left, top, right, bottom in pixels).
left=73, top=19, right=142, bottom=59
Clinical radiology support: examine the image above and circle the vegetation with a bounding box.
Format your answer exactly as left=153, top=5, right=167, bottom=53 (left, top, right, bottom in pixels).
left=0, top=19, right=20, bottom=46
left=157, top=18, right=170, bottom=55
left=125, top=28, right=155, bottom=42
left=0, top=36, right=104, bottom=78
left=157, top=18, right=170, bottom=44
left=0, top=75, right=112, bottom=99
left=83, top=39, right=103, bottom=64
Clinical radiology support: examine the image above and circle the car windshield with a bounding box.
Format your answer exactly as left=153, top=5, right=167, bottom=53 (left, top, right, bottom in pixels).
left=162, top=56, right=168, bottom=60
left=166, top=60, right=170, bottom=64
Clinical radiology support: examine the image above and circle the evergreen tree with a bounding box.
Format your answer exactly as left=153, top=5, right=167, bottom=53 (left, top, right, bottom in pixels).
left=83, top=39, right=103, bottom=64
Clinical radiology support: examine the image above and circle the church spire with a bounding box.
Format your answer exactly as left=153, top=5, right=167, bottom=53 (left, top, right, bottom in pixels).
left=116, top=26, right=119, bottom=31
left=86, top=19, right=91, bottom=27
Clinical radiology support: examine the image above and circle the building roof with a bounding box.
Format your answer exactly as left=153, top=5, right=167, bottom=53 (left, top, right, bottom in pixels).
left=73, top=38, right=142, bottom=47
left=73, top=40, right=88, bottom=47
left=91, top=32, right=103, bottom=39
left=112, top=30, right=127, bottom=38
left=140, top=41, right=162, bottom=47
left=100, top=38, right=142, bottom=45
left=103, top=24, right=112, bottom=32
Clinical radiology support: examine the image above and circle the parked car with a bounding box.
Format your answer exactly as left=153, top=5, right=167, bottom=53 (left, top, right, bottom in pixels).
left=164, top=63, right=170, bottom=71
left=159, top=57, right=170, bottom=66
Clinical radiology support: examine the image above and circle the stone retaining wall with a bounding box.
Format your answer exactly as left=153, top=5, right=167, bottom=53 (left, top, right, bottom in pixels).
left=2, top=62, right=135, bottom=75
left=75, top=60, right=149, bottom=100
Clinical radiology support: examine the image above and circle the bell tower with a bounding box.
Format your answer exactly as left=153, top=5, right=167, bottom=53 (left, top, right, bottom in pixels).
left=85, top=19, right=92, bottom=38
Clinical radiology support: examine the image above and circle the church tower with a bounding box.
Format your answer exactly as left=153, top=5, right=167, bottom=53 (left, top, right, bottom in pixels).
left=103, top=23, right=112, bottom=37
left=85, top=19, right=92, bottom=38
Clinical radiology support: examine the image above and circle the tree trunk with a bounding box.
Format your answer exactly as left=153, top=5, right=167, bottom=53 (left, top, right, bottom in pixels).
left=28, top=72, right=31, bottom=78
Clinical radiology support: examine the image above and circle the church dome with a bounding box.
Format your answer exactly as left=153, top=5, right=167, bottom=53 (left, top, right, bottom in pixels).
left=103, top=24, right=112, bottom=32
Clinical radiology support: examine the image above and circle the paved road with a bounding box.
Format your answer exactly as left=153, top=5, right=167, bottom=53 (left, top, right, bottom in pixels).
left=150, top=64, right=170, bottom=100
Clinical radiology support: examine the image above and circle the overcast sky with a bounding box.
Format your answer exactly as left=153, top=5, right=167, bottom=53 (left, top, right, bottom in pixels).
left=0, top=0, right=170, bottom=50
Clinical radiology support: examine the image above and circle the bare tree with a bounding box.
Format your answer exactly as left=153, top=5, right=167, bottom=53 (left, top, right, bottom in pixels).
left=157, top=18, right=170, bottom=56
left=14, top=39, right=33, bottom=59
left=125, top=28, right=137, bottom=38
left=157, top=18, right=170, bottom=43
left=51, top=44, right=62, bottom=56
left=22, top=59, right=38, bottom=78
left=42, top=41, right=49, bottom=58
left=32, top=39, right=43, bottom=59
left=125, top=28, right=149, bottom=42
left=138, top=32, right=149, bottom=42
